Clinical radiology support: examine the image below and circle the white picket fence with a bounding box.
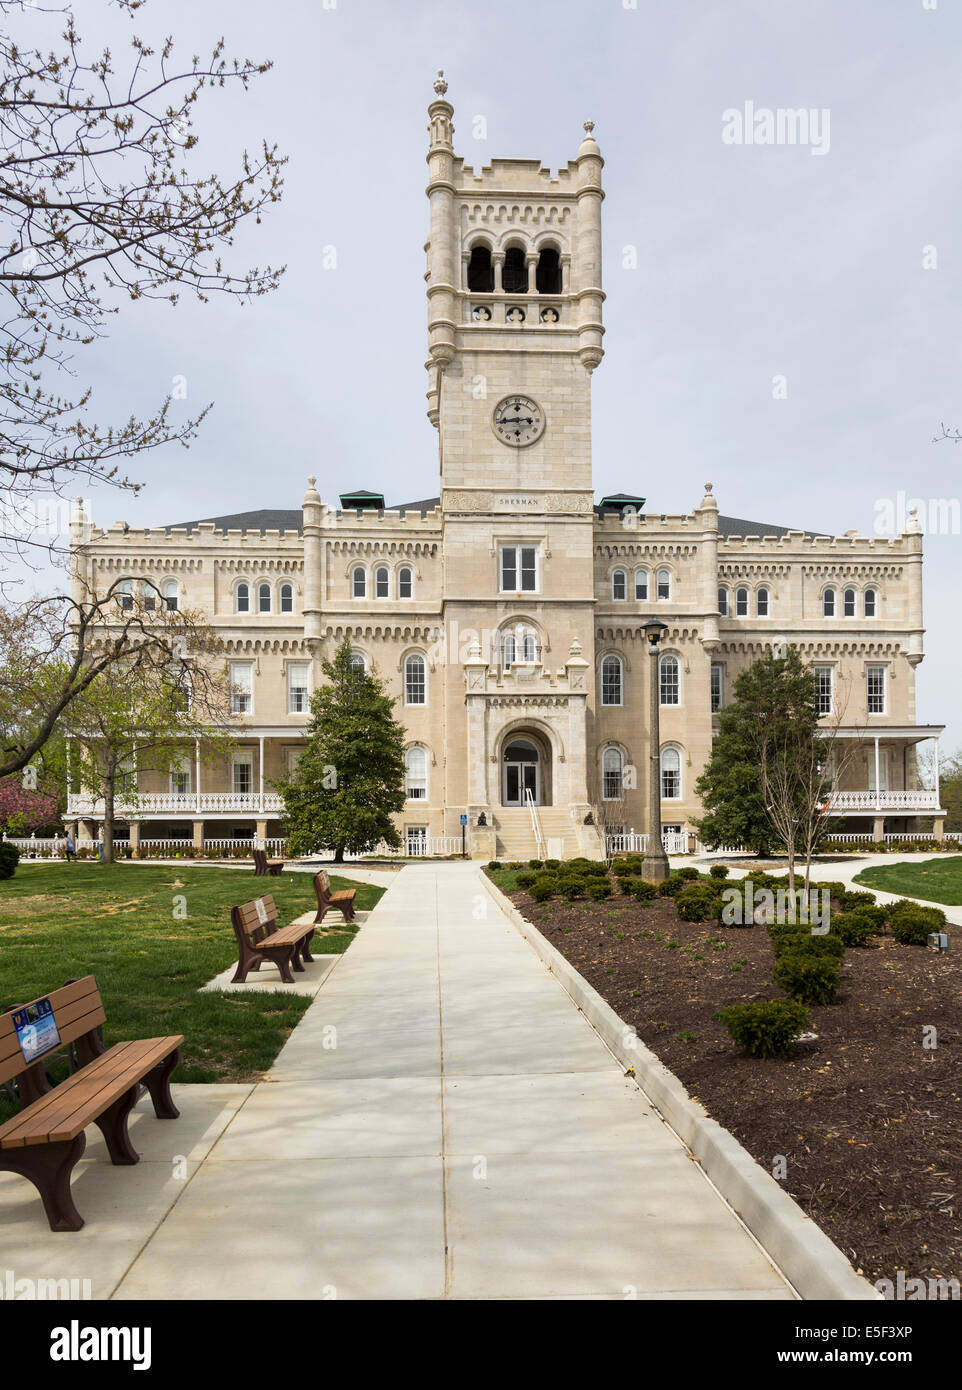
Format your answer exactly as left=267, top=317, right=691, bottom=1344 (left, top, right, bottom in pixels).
left=606, top=830, right=702, bottom=855
left=342, top=836, right=463, bottom=860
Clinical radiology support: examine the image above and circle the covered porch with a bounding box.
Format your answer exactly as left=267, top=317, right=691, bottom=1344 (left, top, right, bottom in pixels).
left=827, top=724, right=946, bottom=839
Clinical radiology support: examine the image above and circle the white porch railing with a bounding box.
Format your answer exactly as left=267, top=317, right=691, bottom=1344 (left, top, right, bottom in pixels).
left=342, top=836, right=463, bottom=860
left=605, top=829, right=696, bottom=855
left=828, top=789, right=940, bottom=811
left=66, top=791, right=286, bottom=817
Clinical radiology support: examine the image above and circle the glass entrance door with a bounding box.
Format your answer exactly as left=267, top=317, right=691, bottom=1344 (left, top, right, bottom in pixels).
left=502, top=739, right=540, bottom=805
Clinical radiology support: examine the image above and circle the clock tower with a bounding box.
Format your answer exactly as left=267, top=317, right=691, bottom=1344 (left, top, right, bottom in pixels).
left=424, top=73, right=606, bottom=850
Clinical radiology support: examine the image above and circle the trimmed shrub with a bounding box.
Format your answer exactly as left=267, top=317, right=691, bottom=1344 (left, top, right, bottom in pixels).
left=588, top=880, right=612, bottom=902
left=773, top=950, right=841, bottom=1005
left=528, top=859, right=543, bottom=870
left=0, top=841, right=20, bottom=879
left=709, top=864, right=730, bottom=879
left=831, top=911, right=879, bottom=948
left=890, top=910, right=942, bottom=946
left=629, top=878, right=658, bottom=902
left=545, top=859, right=562, bottom=871
left=839, top=888, right=877, bottom=912
left=714, top=999, right=810, bottom=1058
left=561, top=878, right=585, bottom=900
left=515, top=872, right=538, bottom=890
left=771, top=927, right=845, bottom=961
left=487, top=861, right=503, bottom=872
left=677, top=866, right=701, bottom=882
left=529, top=876, right=558, bottom=902
left=618, top=874, right=636, bottom=896
left=676, top=884, right=718, bottom=922
left=887, top=899, right=947, bottom=930
left=658, top=875, right=688, bottom=897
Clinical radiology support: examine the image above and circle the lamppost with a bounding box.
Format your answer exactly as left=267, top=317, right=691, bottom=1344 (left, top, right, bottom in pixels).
left=641, top=617, right=670, bottom=882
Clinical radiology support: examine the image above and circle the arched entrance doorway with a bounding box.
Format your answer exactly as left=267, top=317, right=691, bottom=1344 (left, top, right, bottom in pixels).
left=501, top=737, right=541, bottom=806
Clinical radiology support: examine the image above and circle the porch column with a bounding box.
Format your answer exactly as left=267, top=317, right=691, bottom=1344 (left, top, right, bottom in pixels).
left=259, top=735, right=265, bottom=812
left=873, top=815, right=885, bottom=842
left=934, top=734, right=941, bottom=810
left=195, top=738, right=201, bottom=814
left=129, top=822, right=141, bottom=857
left=192, top=820, right=204, bottom=850
left=873, top=736, right=881, bottom=810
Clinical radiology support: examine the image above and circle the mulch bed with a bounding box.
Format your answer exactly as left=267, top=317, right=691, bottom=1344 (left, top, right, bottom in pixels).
left=499, top=876, right=961, bottom=1289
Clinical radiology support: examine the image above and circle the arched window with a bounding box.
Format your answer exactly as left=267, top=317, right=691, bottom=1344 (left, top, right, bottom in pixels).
left=536, top=246, right=562, bottom=295
left=404, top=654, right=426, bottom=705
left=612, top=568, right=627, bottom=601
left=258, top=583, right=272, bottom=613
left=162, top=579, right=179, bottom=612
left=467, top=243, right=494, bottom=293
left=601, top=655, right=623, bottom=706
left=656, top=568, right=671, bottom=600
left=735, top=586, right=749, bottom=617
left=117, top=579, right=135, bottom=612
left=405, top=746, right=428, bottom=801
left=717, top=586, right=729, bottom=616
left=843, top=587, right=856, bottom=618
left=864, top=587, right=877, bottom=618
left=756, top=586, right=770, bottom=617
left=823, top=587, right=836, bottom=617
left=280, top=583, right=294, bottom=613
left=659, top=653, right=680, bottom=705
left=352, top=566, right=366, bottom=598
left=602, top=747, right=624, bottom=801
left=501, top=626, right=538, bottom=667
left=398, top=567, right=413, bottom=599
left=661, top=746, right=682, bottom=800
left=502, top=244, right=527, bottom=294
left=634, top=569, right=649, bottom=600
left=349, top=651, right=367, bottom=672
left=235, top=582, right=250, bottom=614
left=375, top=566, right=390, bottom=599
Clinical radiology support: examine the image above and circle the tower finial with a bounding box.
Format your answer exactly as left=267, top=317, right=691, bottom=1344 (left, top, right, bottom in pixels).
left=434, top=69, right=448, bottom=97
left=583, top=120, right=595, bottom=135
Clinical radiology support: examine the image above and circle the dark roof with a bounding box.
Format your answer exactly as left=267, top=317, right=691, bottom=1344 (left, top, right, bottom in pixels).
left=164, top=509, right=302, bottom=535
left=163, top=503, right=826, bottom=539
left=716, top=514, right=825, bottom=540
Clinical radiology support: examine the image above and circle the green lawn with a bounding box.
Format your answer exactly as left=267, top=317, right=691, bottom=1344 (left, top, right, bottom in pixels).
left=0, top=863, right=382, bottom=1112
left=854, top=856, right=962, bottom=906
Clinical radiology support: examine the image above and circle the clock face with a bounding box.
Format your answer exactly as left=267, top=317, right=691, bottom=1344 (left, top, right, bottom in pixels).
left=492, top=394, right=545, bottom=448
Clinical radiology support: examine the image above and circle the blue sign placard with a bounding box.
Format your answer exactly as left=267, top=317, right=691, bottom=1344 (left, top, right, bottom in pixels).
left=460, top=814, right=468, bottom=826
left=12, top=997, right=61, bottom=1065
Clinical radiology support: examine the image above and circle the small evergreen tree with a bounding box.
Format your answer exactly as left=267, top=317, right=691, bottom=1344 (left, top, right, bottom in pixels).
left=280, top=640, right=406, bottom=862
left=693, top=692, right=773, bottom=857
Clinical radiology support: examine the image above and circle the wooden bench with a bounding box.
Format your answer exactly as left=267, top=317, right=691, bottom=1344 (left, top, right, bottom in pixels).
left=253, top=847, right=284, bottom=877
left=0, top=976, right=182, bottom=1232
left=230, top=894, right=316, bottom=985
left=312, top=869, right=357, bottom=926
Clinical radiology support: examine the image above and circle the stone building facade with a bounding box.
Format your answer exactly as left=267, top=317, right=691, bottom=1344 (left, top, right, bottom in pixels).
left=65, top=78, right=945, bottom=858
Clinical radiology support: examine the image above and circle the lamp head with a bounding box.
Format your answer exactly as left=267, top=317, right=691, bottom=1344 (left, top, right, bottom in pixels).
left=642, top=618, right=669, bottom=649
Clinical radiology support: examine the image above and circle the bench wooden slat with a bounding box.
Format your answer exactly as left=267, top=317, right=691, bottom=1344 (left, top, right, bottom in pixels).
left=0, top=1037, right=182, bottom=1149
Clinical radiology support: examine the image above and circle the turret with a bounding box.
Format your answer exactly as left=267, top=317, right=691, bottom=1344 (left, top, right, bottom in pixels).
left=425, top=71, right=457, bottom=425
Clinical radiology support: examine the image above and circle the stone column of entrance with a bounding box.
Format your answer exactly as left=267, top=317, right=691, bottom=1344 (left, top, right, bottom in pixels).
left=464, top=640, right=496, bottom=859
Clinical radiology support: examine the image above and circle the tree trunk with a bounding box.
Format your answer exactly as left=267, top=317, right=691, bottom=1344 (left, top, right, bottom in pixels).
left=334, top=844, right=344, bottom=864
left=102, top=774, right=115, bottom=864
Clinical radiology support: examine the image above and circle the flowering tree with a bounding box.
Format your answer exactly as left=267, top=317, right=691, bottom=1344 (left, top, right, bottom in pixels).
left=0, top=776, right=58, bottom=835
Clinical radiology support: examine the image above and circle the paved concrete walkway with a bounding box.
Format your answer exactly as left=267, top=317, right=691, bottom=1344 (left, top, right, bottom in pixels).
left=103, top=862, right=793, bottom=1300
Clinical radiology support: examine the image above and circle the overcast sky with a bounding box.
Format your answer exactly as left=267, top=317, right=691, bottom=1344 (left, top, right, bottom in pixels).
left=23, top=0, right=962, bottom=750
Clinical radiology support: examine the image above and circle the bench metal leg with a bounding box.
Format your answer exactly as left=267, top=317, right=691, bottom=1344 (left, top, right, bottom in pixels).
left=144, top=1048, right=180, bottom=1120
left=93, top=1085, right=140, bottom=1165
left=262, top=946, right=295, bottom=984
left=299, top=928, right=316, bottom=963
left=0, top=1134, right=87, bottom=1231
